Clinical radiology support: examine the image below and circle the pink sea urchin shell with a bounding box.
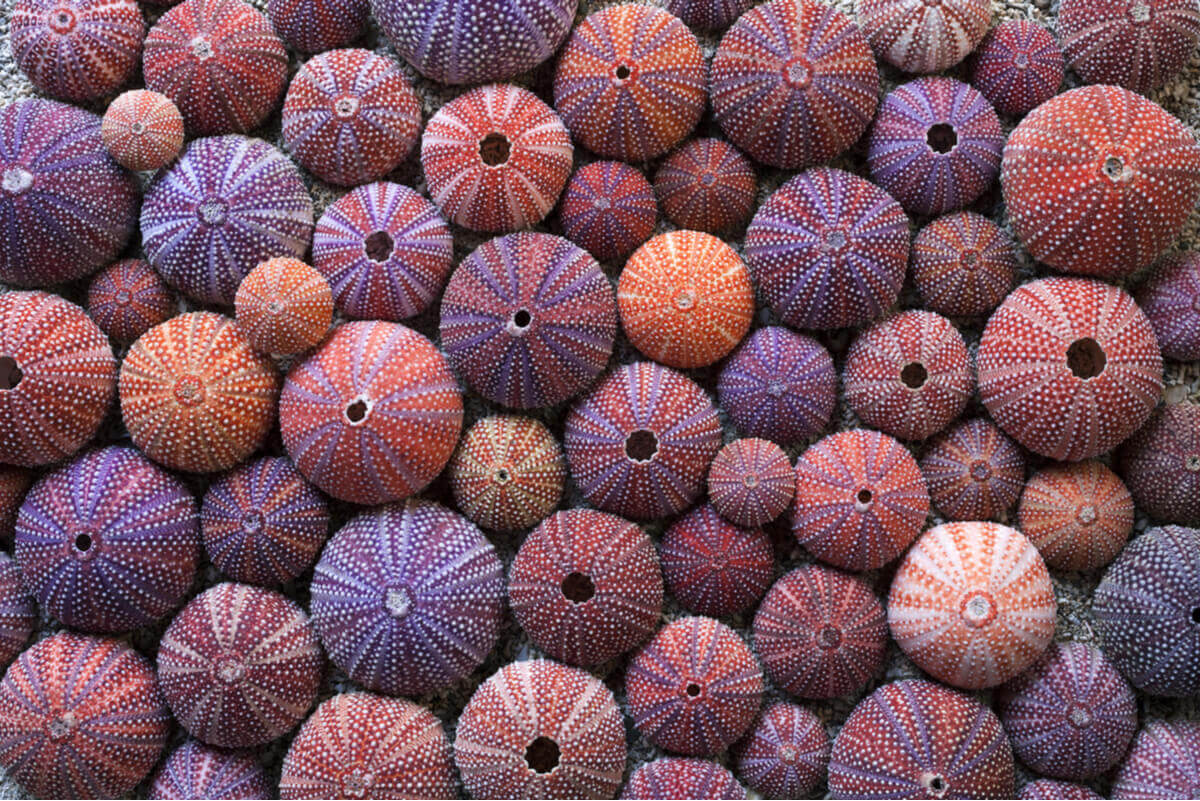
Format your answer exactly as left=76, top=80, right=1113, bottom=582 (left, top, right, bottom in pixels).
left=1111, top=720, right=1200, bottom=799
left=101, top=90, right=184, bottom=172
left=1059, top=0, right=1200, bottom=94
left=1018, top=460, right=1134, bottom=572
left=732, top=702, right=830, bottom=800
left=234, top=257, right=334, bottom=356
left=267, top=0, right=367, bottom=54
left=654, top=139, right=757, bottom=234
left=1020, top=779, right=1103, bottom=800
left=151, top=740, right=272, bottom=800
left=857, top=0, right=992, bottom=74
left=0, top=554, right=33, bottom=670
left=707, top=438, right=794, bottom=528
left=971, top=20, right=1064, bottom=117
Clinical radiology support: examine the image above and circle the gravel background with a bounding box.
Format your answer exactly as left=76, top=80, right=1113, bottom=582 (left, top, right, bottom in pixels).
left=1, top=0, right=1200, bottom=798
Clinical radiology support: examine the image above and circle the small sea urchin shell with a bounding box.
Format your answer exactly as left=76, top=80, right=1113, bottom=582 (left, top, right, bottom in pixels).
left=920, top=418, right=1026, bottom=522
left=1059, top=0, right=1200, bottom=94
left=732, top=702, right=831, bottom=800
left=888, top=521, right=1058, bottom=690
left=101, top=90, right=185, bottom=172
left=654, top=139, right=757, bottom=234
left=267, top=0, right=367, bottom=54
left=1136, top=251, right=1200, bottom=361
left=1118, top=402, right=1200, bottom=525
left=87, top=259, right=175, bottom=346
left=234, top=257, right=334, bottom=356
left=707, top=438, right=794, bottom=528
left=659, top=504, right=774, bottom=618
left=508, top=508, right=662, bottom=666
left=0, top=554, right=33, bottom=670
left=910, top=211, right=1018, bottom=318
left=455, top=659, right=627, bottom=799
left=558, top=160, right=658, bottom=263
left=1020, top=779, right=1103, bottom=800
left=857, top=0, right=992, bottom=74
left=1111, top=720, right=1200, bottom=799
left=1019, top=460, right=1134, bottom=572
left=971, top=20, right=1064, bottom=118
left=151, top=740, right=272, bottom=800
left=622, top=758, right=745, bottom=800
left=665, top=0, right=753, bottom=29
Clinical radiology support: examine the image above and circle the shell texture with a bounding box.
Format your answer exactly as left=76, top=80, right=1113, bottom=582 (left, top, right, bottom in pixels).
left=1020, top=779, right=1103, bottom=800
left=1136, top=251, right=1200, bottom=361
left=267, top=0, right=368, bottom=53
left=87, top=259, right=175, bottom=346
left=558, top=160, right=658, bottom=263
left=234, top=257, right=333, bottom=356
left=665, top=0, right=754, bottom=29
left=1019, top=460, right=1134, bottom=572
left=101, top=90, right=184, bottom=172
left=654, top=139, right=757, bottom=234
left=857, top=0, right=992, bottom=73
left=732, top=702, right=830, bottom=800
left=621, top=758, right=746, bottom=800
left=0, top=554, right=33, bottom=670
left=707, top=438, right=794, bottom=528
left=0, top=468, right=32, bottom=546
left=150, top=740, right=272, bottom=800
left=1059, top=0, right=1200, bottom=94
left=910, top=211, right=1017, bottom=318
left=919, top=417, right=1026, bottom=522
left=971, top=20, right=1064, bottom=117
left=1111, top=720, right=1200, bottom=799
left=659, top=504, right=774, bottom=618
left=1119, top=402, right=1200, bottom=525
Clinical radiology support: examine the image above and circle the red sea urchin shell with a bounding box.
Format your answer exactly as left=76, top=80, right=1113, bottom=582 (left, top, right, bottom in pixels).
left=919, top=418, right=1026, bottom=522
left=200, top=456, right=329, bottom=587
left=1119, top=402, right=1200, bottom=525
left=996, top=642, right=1138, bottom=782
left=618, top=230, right=754, bottom=369
left=0, top=291, right=116, bottom=468
left=310, top=500, right=505, bottom=696
left=267, top=0, right=367, bottom=54
left=87, top=259, right=175, bottom=346
left=1018, top=460, right=1134, bottom=572
left=440, top=232, right=617, bottom=409
left=791, top=428, right=930, bottom=572
left=857, top=0, right=992, bottom=74
left=971, top=20, right=1064, bottom=118
left=279, top=320, right=463, bottom=506
left=11, top=0, right=143, bottom=103
left=710, top=0, right=879, bottom=170
left=120, top=312, right=279, bottom=474
left=0, top=98, right=138, bottom=286
left=508, top=508, right=663, bottom=666
left=0, top=468, right=32, bottom=546
left=312, top=182, right=454, bottom=323
left=707, top=438, right=794, bottom=528
left=280, top=693, right=456, bottom=800
left=654, top=139, right=757, bottom=234
left=867, top=77, right=1005, bottom=218
left=626, top=616, right=764, bottom=756
left=157, top=582, right=323, bottom=748
left=0, top=634, right=169, bottom=799
left=143, top=0, right=287, bottom=135
left=744, top=167, right=910, bottom=331
left=752, top=564, right=888, bottom=699
left=1001, top=85, right=1200, bottom=278
left=449, top=415, right=565, bottom=533
left=978, top=277, right=1164, bottom=461
left=554, top=4, right=705, bottom=162
left=622, top=758, right=746, bottom=800
left=1111, top=720, right=1200, bottom=799
left=281, top=49, right=421, bottom=187
left=843, top=309, right=973, bottom=442
left=235, top=257, right=334, bottom=356
left=828, top=679, right=1015, bottom=800
left=150, top=740, right=272, bottom=800
left=421, top=83, right=573, bottom=233
left=558, top=161, right=658, bottom=263
left=910, top=212, right=1017, bottom=318
left=888, top=521, right=1057, bottom=690
left=1136, top=251, right=1200, bottom=361
left=564, top=361, right=723, bottom=521
left=455, top=659, right=627, bottom=799
left=659, top=504, right=774, bottom=618
left=733, top=702, right=830, bottom=800
left=0, top=554, right=33, bottom=669
left=1020, top=779, right=1103, bottom=799
left=102, top=90, right=184, bottom=172
left=1059, top=0, right=1200, bottom=94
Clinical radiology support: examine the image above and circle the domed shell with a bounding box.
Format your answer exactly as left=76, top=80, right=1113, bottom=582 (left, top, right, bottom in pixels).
left=101, top=90, right=185, bottom=172
left=857, top=0, right=992, bottom=74
left=150, top=740, right=272, bottom=800
left=234, top=257, right=334, bottom=356
left=1111, top=720, right=1200, bottom=800
left=1018, top=460, right=1134, bottom=572
left=1118, top=402, right=1200, bottom=526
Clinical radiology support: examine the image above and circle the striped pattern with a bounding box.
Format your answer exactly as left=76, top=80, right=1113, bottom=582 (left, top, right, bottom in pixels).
left=1112, top=720, right=1200, bottom=799
left=733, top=702, right=830, bottom=800
left=971, top=20, right=1064, bottom=118
left=151, top=740, right=272, bottom=800
left=857, top=0, right=991, bottom=73
left=622, top=758, right=745, bottom=800
left=234, top=257, right=333, bottom=356
left=0, top=554, right=33, bottom=670
left=100, top=90, right=184, bottom=172
left=279, top=320, right=463, bottom=506
left=920, top=418, right=1026, bottom=522
left=1059, top=0, right=1200, bottom=94
left=268, top=0, right=367, bottom=53
left=1019, top=460, right=1134, bottom=572
left=310, top=500, right=504, bottom=697
left=707, top=438, right=794, bottom=528
left=910, top=211, right=1017, bottom=318
left=1118, top=403, right=1200, bottom=526
left=653, top=138, right=757, bottom=233
left=1136, top=251, right=1200, bottom=361
left=0, top=468, right=32, bottom=546
left=87, top=259, right=175, bottom=346
left=660, top=504, right=774, bottom=618
left=1021, top=780, right=1103, bottom=799
left=665, top=0, right=753, bottom=29
left=559, top=160, right=657, bottom=263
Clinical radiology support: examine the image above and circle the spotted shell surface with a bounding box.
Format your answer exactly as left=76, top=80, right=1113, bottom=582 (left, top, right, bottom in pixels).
left=234, top=257, right=333, bottom=356
left=1111, top=719, right=1200, bottom=799
left=509, top=508, right=662, bottom=666
left=150, top=740, right=272, bottom=800
left=665, top=0, right=753, bottom=29
left=455, top=659, right=627, bottom=799
left=87, top=258, right=175, bottom=346
left=120, top=312, right=280, bottom=474
left=621, top=758, right=746, bottom=800
left=1059, top=0, right=1200, bottom=94
left=279, top=692, right=456, bottom=800
left=1020, top=779, right=1103, bottom=800
left=0, top=290, right=116, bottom=468
left=1136, top=251, right=1200, bottom=361
left=1019, top=460, right=1134, bottom=572
left=654, top=139, right=756, bottom=235
left=268, top=0, right=368, bottom=53
left=888, top=521, right=1058, bottom=690
left=732, top=702, right=830, bottom=800
left=0, top=554, right=33, bottom=670
left=978, top=276, right=1164, bottom=461
left=970, top=19, right=1064, bottom=117
left=310, top=500, right=505, bottom=697
left=1118, top=402, right=1200, bottom=526
left=0, top=469, right=32, bottom=547
left=279, top=320, right=463, bottom=506
left=660, top=504, right=774, bottom=618
left=857, top=0, right=992, bottom=74
left=559, top=160, right=658, bottom=263
left=920, top=417, right=1026, bottom=522
left=707, top=437, right=794, bottom=528
left=910, top=211, right=1017, bottom=319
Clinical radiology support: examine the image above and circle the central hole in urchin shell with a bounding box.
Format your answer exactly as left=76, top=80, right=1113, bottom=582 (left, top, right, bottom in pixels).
left=512, top=308, right=532, bottom=329
left=960, top=250, right=981, bottom=270
left=364, top=230, right=393, bottom=262
left=1129, top=2, right=1151, bottom=22
left=925, top=774, right=947, bottom=796
left=625, top=429, right=658, bottom=462
left=1103, top=156, right=1126, bottom=179
left=1013, top=51, right=1030, bottom=69
left=345, top=398, right=370, bottom=424
left=900, top=362, right=928, bottom=389
left=685, top=683, right=701, bottom=697
left=1191, top=606, right=1200, bottom=625
left=614, top=63, right=632, bottom=81
left=190, top=36, right=214, bottom=60
left=49, top=8, right=76, bottom=33
left=560, top=571, right=595, bottom=604
left=74, top=533, right=92, bottom=552
left=969, top=460, right=992, bottom=481
left=525, top=737, right=560, bottom=774
left=1067, top=338, right=1107, bottom=379
left=926, top=123, right=958, bottom=154
left=1184, top=453, right=1200, bottom=472
left=333, top=95, right=360, bottom=118
left=817, top=624, right=841, bottom=650
left=857, top=488, right=873, bottom=505
left=479, top=132, right=511, bottom=166
left=0, top=356, right=23, bottom=390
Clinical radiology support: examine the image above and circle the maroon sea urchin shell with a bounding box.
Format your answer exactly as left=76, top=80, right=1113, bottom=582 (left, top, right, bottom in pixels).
left=1020, top=780, right=1102, bottom=800
left=151, top=740, right=272, bottom=800
left=157, top=582, right=323, bottom=748
left=1136, top=251, right=1200, bottom=361
left=857, top=0, right=992, bottom=74
left=509, top=508, right=662, bottom=667
left=1119, top=402, right=1200, bottom=525
left=1059, top=0, right=1200, bottom=94
left=0, top=469, right=32, bottom=546
left=660, top=504, right=774, bottom=618
left=626, top=616, right=764, bottom=756
left=752, top=564, right=888, bottom=699
left=558, top=161, right=657, bottom=263
left=1019, top=460, right=1134, bottom=572
left=971, top=20, right=1064, bottom=118
left=733, top=702, right=830, bottom=800
left=1111, top=720, right=1200, bottom=799
left=654, top=139, right=757, bottom=234
left=0, top=632, right=170, bottom=799
left=978, top=276, right=1164, bottom=461
left=280, top=692, right=456, bottom=800
left=622, top=758, right=745, bottom=800
left=710, top=0, right=879, bottom=170
left=268, top=0, right=367, bottom=53
left=708, top=438, right=794, bottom=528
left=665, top=0, right=753, bottom=30
left=1001, top=85, right=1200, bottom=279
left=828, top=679, right=1015, bottom=799
left=920, top=418, right=1026, bottom=522
left=87, top=259, right=175, bottom=346
left=455, top=660, right=626, bottom=799
left=310, top=500, right=505, bottom=697
left=0, top=290, right=116, bottom=468
left=910, top=211, right=1017, bottom=319
left=564, top=361, right=723, bottom=521
left=0, top=554, right=33, bottom=670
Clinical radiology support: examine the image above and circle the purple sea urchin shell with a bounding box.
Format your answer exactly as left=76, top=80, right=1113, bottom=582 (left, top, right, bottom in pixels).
left=1020, top=780, right=1102, bottom=800
left=267, top=0, right=367, bottom=53
left=857, top=0, right=992, bottom=74
left=150, top=740, right=272, bottom=800
left=87, top=259, right=175, bottom=346
left=910, top=212, right=1017, bottom=318
left=0, top=554, right=33, bottom=670
left=622, top=758, right=746, bottom=800
left=920, top=418, right=1026, bottom=522
left=0, top=98, right=138, bottom=286
left=971, top=20, right=1064, bottom=117
left=141, top=135, right=315, bottom=307
left=707, top=438, right=794, bottom=528
left=373, top=0, right=576, bottom=85
left=744, top=167, right=910, bottom=331
left=1059, top=0, right=1200, bottom=94
left=440, top=232, right=617, bottom=409
left=1136, top=251, right=1200, bottom=361
left=867, top=77, right=1005, bottom=218
left=710, top=0, right=879, bottom=170
left=310, top=500, right=504, bottom=697
left=733, top=702, right=830, bottom=800
left=717, top=326, right=837, bottom=447
left=665, top=0, right=753, bottom=29
left=996, top=642, right=1137, bottom=782
left=1111, top=720, right=1200, bottom=799
left=1019, top=460, right=1134, bottom=572
left=564, top=361, right=723, bottom=521
left=558, top=161, right=658, bottom=263
left=15, top=446, right=198, bottom=633
left=660, top=504, right=774, bottom=618
left=1119, top=402, right=1200, bottom=525
left=654, top=139, right=757, bottom=234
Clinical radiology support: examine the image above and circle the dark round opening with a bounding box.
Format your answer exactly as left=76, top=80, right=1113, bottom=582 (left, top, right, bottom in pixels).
left=857, top=489, right=872, bottom=504
left=1067, top=338, right=1106, bottom=379
left=513, top=309, right=532, bottom=329
left=615, top=64, right=631, bottom=80
left=625, top=429, right=658, bottom=462
left=901, top=362, right=928, bottom=389
left=495, top=468, right=510, bottom=482
left=561, top=571, right=596, bottom=604
left=1104, top=156, right=1125, bottom=179
left=479, top=132, right=511, bottom=166
left=0, top=356, right=22, bottom=390
left=929, top=776, right=945, bottom=792
left=364, top=230, right=393, bottom=262
left=685, top=683, right=701, bottom=697
left=525, top=736, right=560, bottom=774
left=74, top=533, right=92, bottom=552
left=1191, top=606, right=1200, bottom=625
left=926, top=124, right=958, bottom=154
left=346, top=399, right=368, bottom=423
